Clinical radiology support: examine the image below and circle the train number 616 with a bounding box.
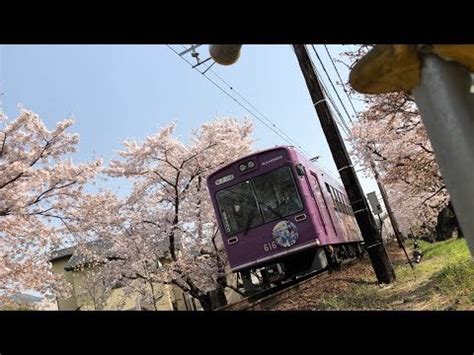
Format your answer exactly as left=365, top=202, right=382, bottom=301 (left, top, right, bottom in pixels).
left=263, top=241, right=278, bottom=252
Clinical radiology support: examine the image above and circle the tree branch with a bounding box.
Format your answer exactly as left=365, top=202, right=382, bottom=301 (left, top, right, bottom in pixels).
left=421, top=185, right=446, bottom=205
left=153, top=171, right=175, bottom=188
left=28, top=180, right=77, bottom=207
left=413, top=142, right=434, bottom=154
left=0, top=139, right=51, bottom=190
left=0, top=132, right=6, bottom=157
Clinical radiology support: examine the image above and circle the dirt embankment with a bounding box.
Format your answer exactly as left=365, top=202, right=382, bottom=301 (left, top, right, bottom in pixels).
left=270, top=239, right=473, bottom=311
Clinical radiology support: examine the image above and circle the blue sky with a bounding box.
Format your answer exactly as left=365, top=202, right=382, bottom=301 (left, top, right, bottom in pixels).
left=0, top=44, right=378, bottom=195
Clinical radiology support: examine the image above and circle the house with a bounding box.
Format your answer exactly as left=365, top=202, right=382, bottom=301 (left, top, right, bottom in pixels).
left=49, top=239, right=202, bottom=311
left=4, top=293, right=58, bottom=310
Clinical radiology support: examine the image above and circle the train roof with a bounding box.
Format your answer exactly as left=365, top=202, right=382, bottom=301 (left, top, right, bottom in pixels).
left=207, top=145, right=347, bottom=194
left=207, top=145, right=294, bottom=180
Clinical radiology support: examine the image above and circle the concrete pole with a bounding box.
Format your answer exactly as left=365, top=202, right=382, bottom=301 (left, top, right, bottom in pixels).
left=412, top=53, right=474, bottom=257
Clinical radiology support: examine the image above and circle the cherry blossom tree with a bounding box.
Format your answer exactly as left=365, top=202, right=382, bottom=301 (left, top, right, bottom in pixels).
left=0, top=109, right=101, bottom=305
left=343, top=47, right=453, bottom=236
left=68, top=118, right=253, bottom=310
left=73, top=263, right=115, bottom=310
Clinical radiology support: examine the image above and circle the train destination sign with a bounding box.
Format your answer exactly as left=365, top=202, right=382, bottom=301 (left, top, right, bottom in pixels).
left=215, top=174, right=235, bottom=186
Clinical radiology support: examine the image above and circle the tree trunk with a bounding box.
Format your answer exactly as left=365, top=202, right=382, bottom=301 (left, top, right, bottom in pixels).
left=435, top=201, right=460, bottom=241
left=207, top=289, right=227, bottom=309
left=196, top=294, right=213, bottom=311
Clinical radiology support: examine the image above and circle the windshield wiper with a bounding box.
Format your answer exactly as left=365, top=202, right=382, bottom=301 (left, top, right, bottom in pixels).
left=243, top=214, right=254, bottom=235
left=265, top=204, right=285, bottom=220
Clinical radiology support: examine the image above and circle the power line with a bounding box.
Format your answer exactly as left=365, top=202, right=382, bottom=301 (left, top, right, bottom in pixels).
left=206, top=67, right=303, bottom=151
left=167, top=45, right=312, bottom=157
left=314, top=67, right=352, bottom=136
left=316, top=46, right=409, bottom=253
left=170, top=46, right=290, bottom=142
left=170, top=44, right=351, bottom=188
left=305, top=48, right=351, bottom=134
left=177, top=45, right=309, bottom=155
left=305, top=47, right=352, bottom=136
left=290, top=45, right=350, bottom=136
left=323, top=45, right=359, bottom=118
left=310, top=45, right=354, bottom=124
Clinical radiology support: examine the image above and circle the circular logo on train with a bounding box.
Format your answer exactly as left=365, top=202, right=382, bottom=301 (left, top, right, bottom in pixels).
left=272, top=221, right=299, bottom=248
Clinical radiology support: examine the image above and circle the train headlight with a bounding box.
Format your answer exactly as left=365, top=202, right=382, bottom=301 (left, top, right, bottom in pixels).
left=239, top=161, right=255, bottom=172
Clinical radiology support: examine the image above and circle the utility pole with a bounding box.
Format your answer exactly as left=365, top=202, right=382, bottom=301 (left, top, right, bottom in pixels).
left=292, top=44, right=396, bottom=284
left=371, top=162, right=414, bottom=269
left=370, top=161, right=404, bottom=247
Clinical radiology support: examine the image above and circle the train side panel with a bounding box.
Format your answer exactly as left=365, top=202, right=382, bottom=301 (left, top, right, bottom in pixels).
left=314, top=166, right=363, bottom=244
left=290, top=149, right=363, bottom=245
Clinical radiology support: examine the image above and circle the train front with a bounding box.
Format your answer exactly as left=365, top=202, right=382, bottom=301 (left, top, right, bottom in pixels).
left=206, top=147, right=325, bottom=285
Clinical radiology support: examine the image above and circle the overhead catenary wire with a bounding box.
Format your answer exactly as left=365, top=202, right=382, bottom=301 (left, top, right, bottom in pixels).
left=310, top=45, right=354, bottom=125
left=183, top=44, right=352, bottom=150
left=180, top=45, right=311, bottom=156
left=323, top=45, right=359, bottom=118
left=307, top=54, right=351, bottom=134
left=294, top=45, right=389, bottom=237
left=169, top=44, right=355, bottom=185
left=173, top=45, right=293, bottom=144
left=179, top=45, right=295, bottom=140
left=167, top=45, right=312, bottom=157
left=315, top=69, right=352, bottom=136
left=201, top=62, right=289, bottom=133
left=206, top=69, right=306, bottom=152
left=305, top=47, right=352, bottom=136
left=289, top=45, right=351, bottom=137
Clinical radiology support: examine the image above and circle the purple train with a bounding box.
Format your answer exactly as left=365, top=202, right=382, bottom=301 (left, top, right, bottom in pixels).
left=207, top=146, right=364, bottom=293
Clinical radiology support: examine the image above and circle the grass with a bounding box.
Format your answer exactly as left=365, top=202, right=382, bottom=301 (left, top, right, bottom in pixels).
left=309, top=238, right=474, bottom=310
left=0, top=302, right=36, bottom=310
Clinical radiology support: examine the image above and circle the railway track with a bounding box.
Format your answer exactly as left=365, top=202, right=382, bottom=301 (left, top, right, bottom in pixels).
left=216, top=257, right=361, bottom=311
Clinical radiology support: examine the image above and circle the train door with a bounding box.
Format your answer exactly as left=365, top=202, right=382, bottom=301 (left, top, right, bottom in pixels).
left=307, top=172, right=338, bottom=240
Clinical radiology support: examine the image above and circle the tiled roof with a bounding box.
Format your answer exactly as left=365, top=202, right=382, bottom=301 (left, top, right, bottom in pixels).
left=11, top=293, right=43, bottom=304
left=50, top=238, right=178, bottom=271
left=64, top=239, right=115, bottom=271
left=49, top=246, right=75, bottom=262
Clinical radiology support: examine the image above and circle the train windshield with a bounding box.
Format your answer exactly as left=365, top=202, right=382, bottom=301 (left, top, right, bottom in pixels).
left=216, top=166, right=303, bottom=235
left=216, top=181, right=264, bottom=235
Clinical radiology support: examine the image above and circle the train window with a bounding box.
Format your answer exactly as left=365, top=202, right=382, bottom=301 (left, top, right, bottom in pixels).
left=325, top=182, right=331, bottom=194
left=325, top=183, right=337, bottom=212
left=341, top=194, right=348, bottom=215
left=343, top=195, right=354, bottom=215
left=323, top=183, right=354, bottom=216
left=216, top=181, right=264, bottom=235
left=215, top=166, right=303, bottom=235
left=348, top=205, right=354, bottom=216
left=331, top=187, right=341, bottom=213
left=253, top=166, right=304, bottom=222
left=344, top=195, right=352, bottom=215
left=337, top=190, right=347, bottom=214
left=344, top=194, right=351, bottom=215
left=340, top=194, right=346, bottom=214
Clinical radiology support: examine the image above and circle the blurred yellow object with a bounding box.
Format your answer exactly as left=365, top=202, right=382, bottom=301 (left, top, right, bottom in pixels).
left=349, top=45, right=474, bottom=94
left=432, top=45, right=474, bottom=72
